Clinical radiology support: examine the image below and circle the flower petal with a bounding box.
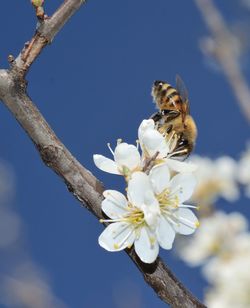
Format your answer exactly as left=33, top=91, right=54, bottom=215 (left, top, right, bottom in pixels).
left=170, top=173, right=196, bottom=203
left=114, top=143, right=141, bottom=171
left=156, top=216, right=176, bottom=249
left=141, top=190, right=160, bottom=227
left=138, top=119, right=155, bottom=141
left=134, top=226, right=159, bottom=263
left=98, top=222, right=135, bottom=251
left=173, top=208, right=199, bottom=235
left=127, top=172, right=151, bottom=208
left=102, top=190, right=128, bottom=219
left=93, top=154, right=120, bottom=175
left=149, top=163, right=170, bottom=194
left=165, top=159, right=197, bottom=173
left=140, top=128, right=169, bottom=158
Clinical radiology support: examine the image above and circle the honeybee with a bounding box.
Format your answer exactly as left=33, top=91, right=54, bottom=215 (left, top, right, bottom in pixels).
left=151, top=75, right=197, bottom=159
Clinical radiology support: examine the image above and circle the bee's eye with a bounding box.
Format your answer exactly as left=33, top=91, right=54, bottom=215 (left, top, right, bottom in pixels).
left=154, top=80, right=163, bottom=87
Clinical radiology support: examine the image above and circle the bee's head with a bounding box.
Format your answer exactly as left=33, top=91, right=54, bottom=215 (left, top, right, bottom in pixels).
left=153, top=80, right=164, bottom=90
left=152, top=80, right=165, bottom=99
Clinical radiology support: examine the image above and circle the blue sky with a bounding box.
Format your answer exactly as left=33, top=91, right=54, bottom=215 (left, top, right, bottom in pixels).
left=0, top=1, right=250, bottom=307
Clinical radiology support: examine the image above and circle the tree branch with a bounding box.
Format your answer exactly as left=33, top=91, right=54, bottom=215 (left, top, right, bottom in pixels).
left=0, top=1, right=206, bottom=307
left=194, top=0, right=250, bottom=123
left=15, top=0, right=86, bottom=75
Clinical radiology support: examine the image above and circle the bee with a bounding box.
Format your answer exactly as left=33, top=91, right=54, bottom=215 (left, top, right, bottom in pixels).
left=151, top=75, right=197, bottom=159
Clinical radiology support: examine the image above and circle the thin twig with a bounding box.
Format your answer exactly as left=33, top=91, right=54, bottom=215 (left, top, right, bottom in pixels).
left=142, top=151, right=159, bottom=174
left=0, top=1, right=206, bottom=307
left=15, top=0, right=86, bottom=75
left=194, top=0, right=250, bottom=123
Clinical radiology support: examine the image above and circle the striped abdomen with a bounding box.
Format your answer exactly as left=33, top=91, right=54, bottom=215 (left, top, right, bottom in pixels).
left=152, top=80, right=183, bottom=111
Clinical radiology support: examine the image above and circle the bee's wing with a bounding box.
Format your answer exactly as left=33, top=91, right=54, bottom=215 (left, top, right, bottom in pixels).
left=176, top=74, right=190, bottom=114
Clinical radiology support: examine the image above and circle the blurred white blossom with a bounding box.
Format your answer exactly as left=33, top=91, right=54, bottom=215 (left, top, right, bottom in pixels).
left=238, top=145, right=250, bottom=197
left=190, top=155, right=239, bottom=205
left=179, top=209, right=250, bottom=308
left=178, top=211, right=248, bottom=266
left=204, top=238, right=250, bottom=308
left=1, top=262, right=67, bottom=308
left=0, top=160, right=68, bottom=308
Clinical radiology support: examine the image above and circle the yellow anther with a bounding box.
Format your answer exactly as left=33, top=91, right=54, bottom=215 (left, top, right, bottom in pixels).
left=195, top=221, right=200, bottom=228
left=149, top=237, right=156, bottom=245
left=114, top=243, right=120, bottom=250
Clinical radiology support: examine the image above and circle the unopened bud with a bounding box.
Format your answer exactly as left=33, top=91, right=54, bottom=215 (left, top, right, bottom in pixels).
left=31, top=0, right=44, bottom=7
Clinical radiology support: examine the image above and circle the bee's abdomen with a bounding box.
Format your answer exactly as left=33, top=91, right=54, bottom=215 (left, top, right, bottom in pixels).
left=160, top=85, right=181, bottom=105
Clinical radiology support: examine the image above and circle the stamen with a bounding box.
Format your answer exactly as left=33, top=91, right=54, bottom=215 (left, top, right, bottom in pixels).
left=179, top=204, right=199, bottom=209
left=167, top=131, right=175, bottom=144
left=100, top=218, right=124, bottom=223
left=136, top=139, right=139, bottom=150
left=107, top=143, right=114, bottom=155
left=168, top=148, right=188, bottom=158
left=172, top=213, right=197, bottom=229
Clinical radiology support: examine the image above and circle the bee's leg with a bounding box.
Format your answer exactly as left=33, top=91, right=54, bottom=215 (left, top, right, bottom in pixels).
left=150, top=111, right=162, bottom=122
left=166, top=125, right=173, bottom=134
left=162, top=109, right=180, bottom=121
left=172, top=137, right=191, bottom=160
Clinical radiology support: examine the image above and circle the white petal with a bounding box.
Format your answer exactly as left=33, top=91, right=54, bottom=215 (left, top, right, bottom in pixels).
left=93, top=154, right=120, bottom=175
left=102, top=190, right=128, bottom=219
left=156, top=216, right=176, bottom=249
left=114, top=143, right=141, bottom=171
left=141, top=191, right=160, bottom=227
left=127, top=172, right=151, bottom=208
left=141, top=129, right=169, bottom=158
left=165, top=159, right=197, bottom=173
left=173, top=208, right=199, bottom=235
left=149, top=164, right=170, bottom=194
left=98, top=222, right=135, bottom=251
left=170, top=173, right=196, bottom=203
left=138, top=119, right=155, bottom=141
left=134, top=227, right=159, bottom=263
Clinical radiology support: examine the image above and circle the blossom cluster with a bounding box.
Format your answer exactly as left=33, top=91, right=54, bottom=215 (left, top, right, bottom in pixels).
left=93, top=119, right=199, bottom=263
left=188, top=146, right=250, bottom=207
left=178, top=211, right=250, bottom=307
left=176, top=145, right=250, bottom=307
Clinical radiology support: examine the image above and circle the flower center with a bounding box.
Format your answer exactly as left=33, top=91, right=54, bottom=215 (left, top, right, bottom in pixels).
left=157, top=188, right=179, bottom=209
left=125, top=205, right=145, bottom=225
left=100, top=204, right=145, bottom=227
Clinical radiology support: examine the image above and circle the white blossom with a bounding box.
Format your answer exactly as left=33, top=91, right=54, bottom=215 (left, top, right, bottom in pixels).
left=238, top=145, right=250, bottom=197
left=138, top=119, right=196, bottom=173
left=178, top=211, right=248, bottom=266
left=189, top=155, right=239, bottom=204
left=98, top=165, right=199, bottom=263
left=204, top=240, right=250, bottom=308
left=93, top=142, right=141, bottom=177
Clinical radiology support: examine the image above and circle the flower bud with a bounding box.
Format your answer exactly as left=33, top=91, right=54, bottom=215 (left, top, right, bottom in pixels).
left=31, top=0, right=44, bottom=7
